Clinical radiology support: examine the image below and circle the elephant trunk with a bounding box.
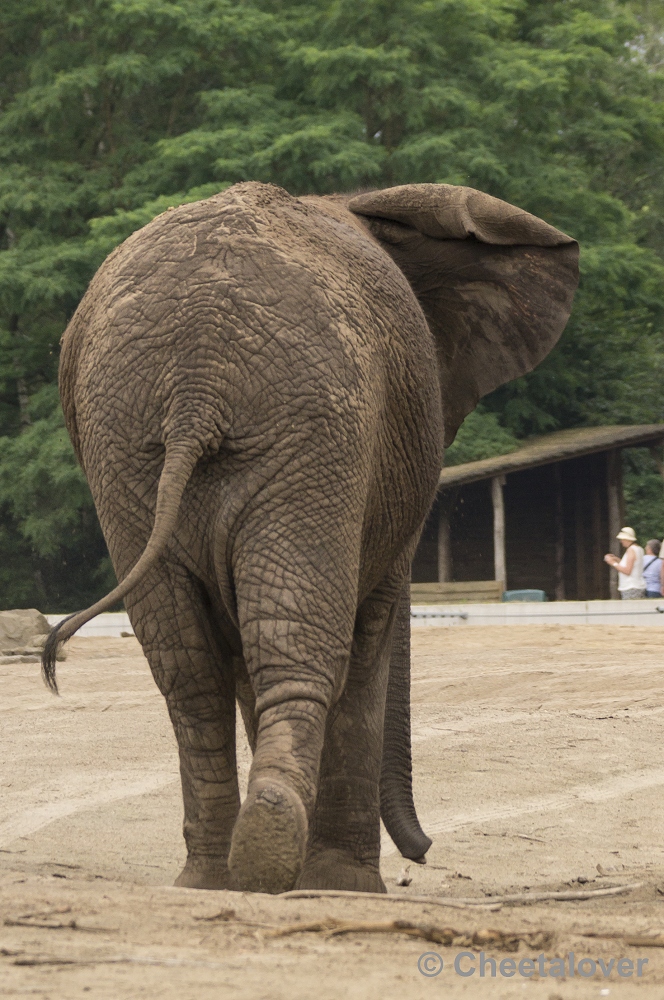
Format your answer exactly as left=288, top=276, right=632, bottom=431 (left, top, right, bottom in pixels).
left=380, top=581, right=432, bottom=862
left=41, top=439, right=203, bottom=694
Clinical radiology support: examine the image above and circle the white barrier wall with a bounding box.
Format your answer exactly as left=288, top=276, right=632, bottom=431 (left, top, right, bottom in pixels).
left=47, top=600, right=664, bottom=636
left=46, top=612, right=133, bottom=637
left=411, top=599, right=664, bottom=626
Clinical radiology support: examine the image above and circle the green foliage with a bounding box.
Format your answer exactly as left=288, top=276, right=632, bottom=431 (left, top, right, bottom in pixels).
left=0, top=386, right=115, bottom=610
left=622, top=447, right=664, bottom=546
left=444, top=409, right=520, bottom=465
left=0, top=0, right=663, bottom=608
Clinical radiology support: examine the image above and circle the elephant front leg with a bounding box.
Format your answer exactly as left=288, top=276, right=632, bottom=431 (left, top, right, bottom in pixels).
left=296, top=590, right=399, bottom=893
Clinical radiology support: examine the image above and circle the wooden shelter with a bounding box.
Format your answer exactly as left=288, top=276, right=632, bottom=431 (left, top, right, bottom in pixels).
left=412, top=425, right=664, bottom=601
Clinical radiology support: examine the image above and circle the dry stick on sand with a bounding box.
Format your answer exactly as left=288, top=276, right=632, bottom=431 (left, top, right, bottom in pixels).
left=12, top=956, right=236, bottom=969
left=4, top=919, right=78, bottom=930
left=268, top=918, right=552, bottom=951
left=583, top=932, right=664, bottom=949
left=4, top=918, right=118, bottom=933
left=280, top=882, right=642, bottom=909
left=279, top=891, right=498, bottom=911
left=4, top=905, right=118, bottom=934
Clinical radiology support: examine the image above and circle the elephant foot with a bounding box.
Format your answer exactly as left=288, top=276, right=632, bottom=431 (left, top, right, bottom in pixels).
left=228, top=778, right=307, bottom=893
left=173, top=855, right=233, bottom=889
left=174, top=855, right=233, bottom=890
left=296, top=847, right=386, bottom=893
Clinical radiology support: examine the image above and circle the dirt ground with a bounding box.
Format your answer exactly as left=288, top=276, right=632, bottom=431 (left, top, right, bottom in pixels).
left=2, top=624, right=664, bottom=999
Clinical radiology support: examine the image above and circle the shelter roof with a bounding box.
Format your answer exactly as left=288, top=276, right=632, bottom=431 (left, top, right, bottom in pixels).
left=440, top=424, right=664, bottom=489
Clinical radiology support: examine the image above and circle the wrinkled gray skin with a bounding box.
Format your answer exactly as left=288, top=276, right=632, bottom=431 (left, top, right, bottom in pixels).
left=43, top=182, right=578, bottom=894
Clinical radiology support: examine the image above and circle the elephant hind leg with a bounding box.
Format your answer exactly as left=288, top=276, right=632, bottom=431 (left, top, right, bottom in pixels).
left=227, top=618, right=338, bottom=893
left=223, top=491, right=363, bottom=893
left=126, top=560, right=241, bottom=890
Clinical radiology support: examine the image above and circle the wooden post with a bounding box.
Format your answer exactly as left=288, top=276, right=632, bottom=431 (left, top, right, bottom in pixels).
left=575, top=477, right=587, bottom=601
left=607, top=449, right=622, bottom=600
left=553, top=463, right=565, bottom=601
left=437, top=498, right=451, bottom=583
left=591, top=474, right=604, bottom=599
left=491, top=475, right=506, bottom=587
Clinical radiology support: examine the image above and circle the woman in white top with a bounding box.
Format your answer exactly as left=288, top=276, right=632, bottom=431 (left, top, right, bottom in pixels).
left=604, top=527, right=646, bottom=599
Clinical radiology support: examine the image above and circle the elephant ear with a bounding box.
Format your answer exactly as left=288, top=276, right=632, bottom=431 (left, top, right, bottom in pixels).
left=348, top=184, right=579, bottom=445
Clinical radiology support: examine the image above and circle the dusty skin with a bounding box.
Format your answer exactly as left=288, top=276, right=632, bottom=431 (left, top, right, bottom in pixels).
left=1, top=624, right=664, bottom=998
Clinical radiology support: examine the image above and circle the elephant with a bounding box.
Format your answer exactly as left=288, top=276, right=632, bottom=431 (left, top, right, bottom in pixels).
left=42, top=181, right=578, bottom=894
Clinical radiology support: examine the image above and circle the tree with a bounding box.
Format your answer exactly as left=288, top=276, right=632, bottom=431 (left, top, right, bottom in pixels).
left=0, top=0, right=281, bottom=607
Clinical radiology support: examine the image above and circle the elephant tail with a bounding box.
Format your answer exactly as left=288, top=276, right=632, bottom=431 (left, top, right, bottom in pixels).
left=41, top=441, right=200, bottom=694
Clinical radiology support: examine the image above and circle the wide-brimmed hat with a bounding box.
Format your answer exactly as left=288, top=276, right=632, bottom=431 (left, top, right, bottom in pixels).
left=616, top=527, right=637, bottom=542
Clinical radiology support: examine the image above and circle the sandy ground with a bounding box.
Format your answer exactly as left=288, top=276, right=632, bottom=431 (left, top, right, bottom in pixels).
left=2, top=624, right=664, bottom=998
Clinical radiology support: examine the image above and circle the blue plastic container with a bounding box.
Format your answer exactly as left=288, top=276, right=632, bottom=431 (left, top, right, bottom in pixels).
left=502, top=589, right=548, bottom=602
